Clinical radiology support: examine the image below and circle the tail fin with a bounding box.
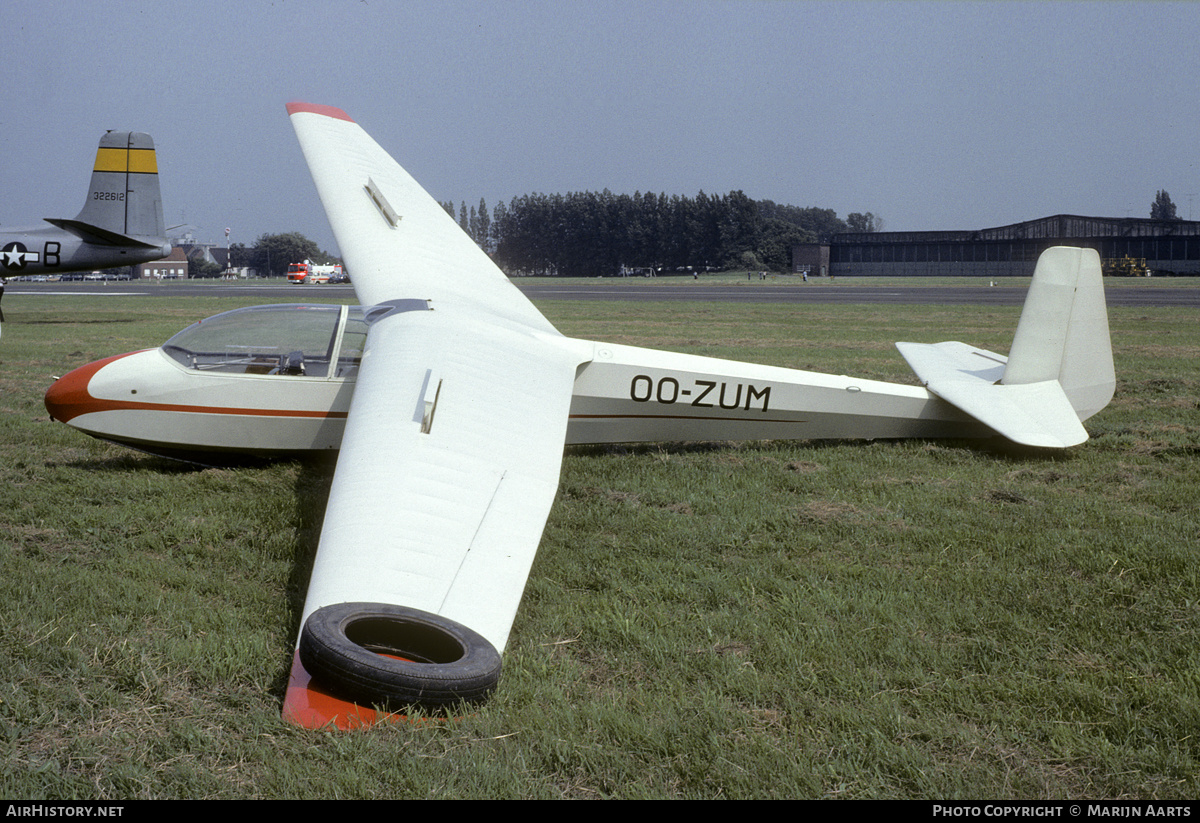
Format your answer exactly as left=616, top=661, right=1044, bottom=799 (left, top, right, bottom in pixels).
left=57, top=132, right=165, bottom=243
left=1002, top=246, right=1115, bottom=421
left=895, top=246, right=1115, bottom=448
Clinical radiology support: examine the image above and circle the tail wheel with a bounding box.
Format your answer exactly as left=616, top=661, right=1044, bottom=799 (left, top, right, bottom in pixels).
left=299, top=602, right=502, bottom=710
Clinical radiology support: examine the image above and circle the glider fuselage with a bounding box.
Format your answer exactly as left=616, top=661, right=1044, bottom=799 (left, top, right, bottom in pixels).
left=43, top=301, right=986, bottom=462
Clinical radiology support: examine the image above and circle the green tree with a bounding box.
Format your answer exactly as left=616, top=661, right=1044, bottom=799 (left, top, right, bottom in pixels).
left=1151, top=190, right=1179, bottom=221
left=187, top=253, right=222, bottom=279
left=490, top=199, right=508, bottom=259
left=251, top=232, right=327, bottom=278
left=489, top=189, right=853, bottom=276
left=468, top=202, right=492, bottom=251
left=759, top=201, right=847, bottom=240
left=758, top=218, right=816, bottom=271
left=228, top=242, right=252, bottom=269
left=846, top=212, right=882, bottom=233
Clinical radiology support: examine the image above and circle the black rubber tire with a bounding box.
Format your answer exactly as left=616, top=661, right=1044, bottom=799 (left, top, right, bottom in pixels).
left=299, top=602, right=502, bottom=710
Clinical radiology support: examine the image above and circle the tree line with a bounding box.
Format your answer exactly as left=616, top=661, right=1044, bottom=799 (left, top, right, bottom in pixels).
left=445, top=191, right=876, bottom=277
left=199, top=189, right=1191, bottom=280
left=215, top=194, right=878, bottom=279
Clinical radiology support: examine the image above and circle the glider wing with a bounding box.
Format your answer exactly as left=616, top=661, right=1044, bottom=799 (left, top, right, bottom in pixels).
left=284, top=103, right=589, bottom=725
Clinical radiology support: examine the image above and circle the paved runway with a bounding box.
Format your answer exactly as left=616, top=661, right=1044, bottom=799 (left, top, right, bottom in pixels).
left=9, top=278, right=1199, bottom=307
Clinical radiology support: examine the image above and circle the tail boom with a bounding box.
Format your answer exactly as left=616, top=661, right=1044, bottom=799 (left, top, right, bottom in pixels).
left=566, top=341, right=990, bottom=446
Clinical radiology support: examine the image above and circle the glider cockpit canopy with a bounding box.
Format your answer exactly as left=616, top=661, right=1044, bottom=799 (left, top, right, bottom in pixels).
left=162, top=303, right=367, bottom=378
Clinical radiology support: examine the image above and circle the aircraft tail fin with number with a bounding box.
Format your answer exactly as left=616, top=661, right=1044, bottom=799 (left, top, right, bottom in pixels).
left=896, top=247, right=1114, bottom=449
left=48, top=132, right=165, bottom=247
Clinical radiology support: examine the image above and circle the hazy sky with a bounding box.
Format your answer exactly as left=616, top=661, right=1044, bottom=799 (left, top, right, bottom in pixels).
left=3, top=0, right=1197, bottom=255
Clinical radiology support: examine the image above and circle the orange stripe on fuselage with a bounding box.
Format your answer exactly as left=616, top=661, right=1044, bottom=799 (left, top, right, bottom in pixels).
left=44, top=351, right=347, bottom=424
left=45, top=351, right=143, bottom=423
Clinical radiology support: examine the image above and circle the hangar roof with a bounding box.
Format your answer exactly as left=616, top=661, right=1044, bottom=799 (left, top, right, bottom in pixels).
left=835, top=215, right=1200, bottom=245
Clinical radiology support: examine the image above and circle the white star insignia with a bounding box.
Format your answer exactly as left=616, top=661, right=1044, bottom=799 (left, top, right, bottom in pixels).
left=1, top=244, right=39, bottom=269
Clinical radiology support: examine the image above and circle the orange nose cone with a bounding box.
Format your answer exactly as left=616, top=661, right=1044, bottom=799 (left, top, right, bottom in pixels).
left=45, top=353, right=135, bottom=424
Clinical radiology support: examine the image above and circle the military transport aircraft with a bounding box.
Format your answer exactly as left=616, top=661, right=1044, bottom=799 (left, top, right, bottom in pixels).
left=42, top=103, right=1115, bottom=729
left=0, top=130, right=170, bottom=280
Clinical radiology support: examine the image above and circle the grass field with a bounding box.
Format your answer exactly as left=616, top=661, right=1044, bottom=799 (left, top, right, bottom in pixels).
left=0, top=288, right=1197, bottom=799
left=517, top=270, right=1200, bottom=288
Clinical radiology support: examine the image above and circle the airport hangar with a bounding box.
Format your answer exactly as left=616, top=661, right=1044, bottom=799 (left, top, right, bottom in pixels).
left=793, top=214, right=1200, bottom=277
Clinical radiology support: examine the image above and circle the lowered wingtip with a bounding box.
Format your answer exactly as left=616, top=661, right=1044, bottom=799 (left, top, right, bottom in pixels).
left=286, top=102, right=355, bottom=122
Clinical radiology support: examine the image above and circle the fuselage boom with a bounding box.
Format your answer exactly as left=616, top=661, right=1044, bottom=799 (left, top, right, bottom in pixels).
left=43, top=302, right=988, bottom=462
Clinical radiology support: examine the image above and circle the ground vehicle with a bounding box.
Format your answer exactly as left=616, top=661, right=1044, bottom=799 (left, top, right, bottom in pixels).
left=287, top=260, right=343, bottom=283
left=1102, top=256, right=1149, bottom=277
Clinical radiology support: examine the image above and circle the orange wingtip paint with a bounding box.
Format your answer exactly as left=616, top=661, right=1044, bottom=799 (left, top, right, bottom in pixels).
left=282, top=651, right=400, bottom=729
left=285, top=102, right=354, bottom=122
left=280, top=651, right=462, bottom=730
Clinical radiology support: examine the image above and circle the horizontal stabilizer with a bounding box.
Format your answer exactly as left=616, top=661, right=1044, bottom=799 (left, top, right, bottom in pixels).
left=896, top=340, right=1088, bottom=448
left=42, top=218, right=163, bottom=249
left=895, top=247, right=1113, bottom=449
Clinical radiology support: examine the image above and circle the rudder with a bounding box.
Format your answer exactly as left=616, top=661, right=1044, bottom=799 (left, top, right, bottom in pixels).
left=1002, top=246, right=1114, bottom=421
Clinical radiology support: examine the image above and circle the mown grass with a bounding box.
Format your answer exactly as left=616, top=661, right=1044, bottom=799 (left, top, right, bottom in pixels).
left=519, top=271, right=1200, bottom=289
left=0, top=289, right=1197, bottom=799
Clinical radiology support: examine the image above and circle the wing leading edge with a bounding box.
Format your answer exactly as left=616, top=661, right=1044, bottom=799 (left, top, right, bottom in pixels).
left=284, top=103, right=591, bottom=726
left=286, top=102, right=558, bottom=334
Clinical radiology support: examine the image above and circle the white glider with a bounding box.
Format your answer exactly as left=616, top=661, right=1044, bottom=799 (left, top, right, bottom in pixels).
left=43, top=103, right=1115, bottom=727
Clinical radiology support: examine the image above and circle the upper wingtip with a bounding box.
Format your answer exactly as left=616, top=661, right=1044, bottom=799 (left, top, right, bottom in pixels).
left=286, top=102, right=355, bottom=123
